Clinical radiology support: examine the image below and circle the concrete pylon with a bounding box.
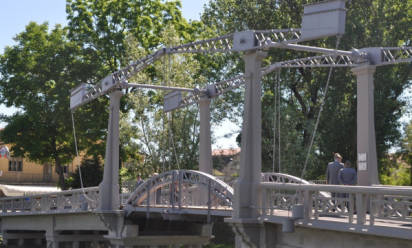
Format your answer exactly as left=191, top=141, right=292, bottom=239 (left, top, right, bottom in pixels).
left=352, top=65, right=379, bottom=186
left=99, top=90, right=122, bottom=210
left=199, top=96, right=213, bottom=175
left=232, top=51, right=267, bottom=247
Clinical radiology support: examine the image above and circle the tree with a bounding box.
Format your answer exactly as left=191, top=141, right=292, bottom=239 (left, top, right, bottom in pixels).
left=66, top=157, right=103, bottom=188
left=0, top=23, right=107, bottom=189
left=401, top=120, right=412, bottom=185
left=201, top=0, right=412, bottom=179
left=119, top=25, right=207, bottom=180
left=66, top=0, right=199, bottom=72
left=66, top=0, right=207, bottom=180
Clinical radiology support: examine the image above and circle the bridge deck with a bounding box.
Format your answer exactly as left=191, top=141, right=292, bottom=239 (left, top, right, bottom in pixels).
left=260, top=209, right=412, bottom=240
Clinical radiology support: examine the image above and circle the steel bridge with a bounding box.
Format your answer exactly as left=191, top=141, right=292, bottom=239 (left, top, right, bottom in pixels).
left=1, top=1, right=412, bottom=247
left=1, top=171, right=411, bottom=247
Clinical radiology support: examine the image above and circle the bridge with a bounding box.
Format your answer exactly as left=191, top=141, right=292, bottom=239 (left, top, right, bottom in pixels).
left=0, top=171, right=411, bottom=247
left=1, top=0, right=412, bottom=247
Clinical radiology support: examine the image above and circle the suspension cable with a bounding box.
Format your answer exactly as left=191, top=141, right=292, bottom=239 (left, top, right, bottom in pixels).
left=277, top=69, right=281, bottom=173
left=271, top=70, right=278, bottom=173
left=168, top=112, right=181, bottom=169
left=71, top=112, right=96, bottom=203
left=300, top=36, right=342, bottom=179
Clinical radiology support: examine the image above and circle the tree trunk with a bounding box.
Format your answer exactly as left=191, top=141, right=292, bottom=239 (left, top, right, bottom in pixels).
left=55, top=157, right=67, bottom=190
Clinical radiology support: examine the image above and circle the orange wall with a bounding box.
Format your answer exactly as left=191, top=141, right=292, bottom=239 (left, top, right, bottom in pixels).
left=0, top=145, right=81, bottom=184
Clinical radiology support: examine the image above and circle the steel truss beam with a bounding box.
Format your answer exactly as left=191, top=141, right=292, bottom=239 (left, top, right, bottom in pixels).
left=169, top=46, right=412, bottom=112
left=174, top=53, right=358, bottom=111
left=380, top=46, right=412, bottom=65
left=72, top=27, right=410, bottom=111
left=72, top=29, right=303, bottom=109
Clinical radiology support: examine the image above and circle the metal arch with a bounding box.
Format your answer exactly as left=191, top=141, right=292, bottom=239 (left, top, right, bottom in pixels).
left=126, top=170, right=233, bottom=207
left=261, top=172, right=329, bottom=198
left=261, top=172, right=313, bottom=184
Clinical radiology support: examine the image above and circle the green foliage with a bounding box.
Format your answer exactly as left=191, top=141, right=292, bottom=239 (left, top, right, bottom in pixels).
left=399, top=120, right=412, bottom=185
left=66, top=157, right=103, bottom=188
left=379, top=154, right=411, bottom=186
left=0, top=22, right=107, bottom=189
left=66, top=0, right=197, bottom=71
left=119, top=25, right=206, bottom=175
left=201, top=0, right=412, bottom=180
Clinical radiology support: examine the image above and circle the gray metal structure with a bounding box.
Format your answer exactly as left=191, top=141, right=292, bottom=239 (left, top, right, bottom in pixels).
left=2, top=0, right=411, bottom=247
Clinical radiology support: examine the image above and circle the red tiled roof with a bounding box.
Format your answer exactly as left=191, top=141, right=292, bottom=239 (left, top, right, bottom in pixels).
left=212, top=148, right=240, bottom=156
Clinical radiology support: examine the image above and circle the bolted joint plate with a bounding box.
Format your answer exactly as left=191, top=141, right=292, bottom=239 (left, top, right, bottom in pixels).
left=164, top=91, right=182, bottom=112
left=70, top=83, right=88, bottom=110
left=233, top=30, right=258, bottom=51
left=101, top=74, right=116, bottom=92
left=359, top=47, right=383, bottom=65
left=206, top=84, right=218, bottom=97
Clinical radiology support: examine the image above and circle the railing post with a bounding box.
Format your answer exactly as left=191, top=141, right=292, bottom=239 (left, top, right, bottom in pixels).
left=314, top=194, right=319, bottom=220
left=170, top=171, right=175, bottom=209
left=356, top=193, right=366, bottom=225
left=369, top=193, right=375, bottom=226
left=207, top=178, right=211, bottom=223
left=303, top=189, right=312, bottom=221
left=261, top=186, right=267, bottom=217
left=349, top=193, right=355, bottom=224
left=178, top=171, right=182, bottom=209
left=146, top=179, right=151, bottom=219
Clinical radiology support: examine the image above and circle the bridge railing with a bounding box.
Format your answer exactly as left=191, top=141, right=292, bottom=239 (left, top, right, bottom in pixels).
left=259, top=182, right=412, bottom=226
left=0, top=187, right=99, bottom=215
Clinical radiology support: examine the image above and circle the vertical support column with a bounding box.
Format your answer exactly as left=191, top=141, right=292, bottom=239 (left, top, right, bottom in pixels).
left=199, top=96, right=213, bottom=174
left=351, top=65, right=379, bottom=186
left=235, top=51, right=266, bottom=219
left=232, top=51, right=266, bottom=248
left=99, top=90, right=123, bottom=210
left=46, top=232, right=59, bottom=248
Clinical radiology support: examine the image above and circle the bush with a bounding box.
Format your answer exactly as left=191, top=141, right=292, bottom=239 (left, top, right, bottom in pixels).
left=66, top=157, right=103, bottom=188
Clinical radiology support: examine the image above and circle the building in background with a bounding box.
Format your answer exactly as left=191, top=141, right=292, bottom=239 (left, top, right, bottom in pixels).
left=0, top=141, right=81, bottom=185
left=212, top=148, right=240, bottom=185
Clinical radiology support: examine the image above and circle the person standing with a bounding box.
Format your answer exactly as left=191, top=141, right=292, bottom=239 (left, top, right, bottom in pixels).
left=338, top=161, right=357, bottom=185
left=326, top=153, right=344, bottom=185
left=338, top=160, right=357, bottom=207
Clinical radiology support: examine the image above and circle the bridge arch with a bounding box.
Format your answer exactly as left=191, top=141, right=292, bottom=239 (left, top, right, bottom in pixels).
left=261, top=172, right=313, bottom=184
left=126, top=170, right=233, bottom=210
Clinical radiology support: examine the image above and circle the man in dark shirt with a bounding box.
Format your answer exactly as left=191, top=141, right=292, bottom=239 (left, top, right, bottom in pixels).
left=338, top=161, right=357, bottom=185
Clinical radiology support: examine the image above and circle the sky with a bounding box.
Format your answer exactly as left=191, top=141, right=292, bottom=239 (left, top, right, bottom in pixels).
left=0, top=0, right=240, bottom=149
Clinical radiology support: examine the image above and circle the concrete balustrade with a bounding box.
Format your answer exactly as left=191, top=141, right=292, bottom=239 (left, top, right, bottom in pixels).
left=259, top=182, right=412, bottom=240
left=0, top=187, right=99, bottom=215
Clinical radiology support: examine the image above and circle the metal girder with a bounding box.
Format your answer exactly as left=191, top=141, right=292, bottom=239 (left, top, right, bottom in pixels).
left=380, top=46, right=412, bottom=66
left=112, top=48, right=166, bottom=85
left=168, top=34, right=233, bottom=54
left=262, top=54, right=358, bottom=75
left=71, top=29, right=305, bottom=110
left=254, top=29, right=301, bottom=48
left=169, top=53, right=358, bottom=112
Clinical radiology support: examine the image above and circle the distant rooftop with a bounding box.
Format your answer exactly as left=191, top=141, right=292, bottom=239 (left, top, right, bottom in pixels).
left=212, top=148, right=240, bottom=156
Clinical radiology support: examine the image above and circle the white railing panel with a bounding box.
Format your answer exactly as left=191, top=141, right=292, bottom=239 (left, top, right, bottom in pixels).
left=0, top=187, right=99, bottom=215
left=259, top=182, right=412, bottom=227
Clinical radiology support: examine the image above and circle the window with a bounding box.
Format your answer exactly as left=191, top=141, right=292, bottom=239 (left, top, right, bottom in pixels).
left=8, top=159, right=23, bottom=172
